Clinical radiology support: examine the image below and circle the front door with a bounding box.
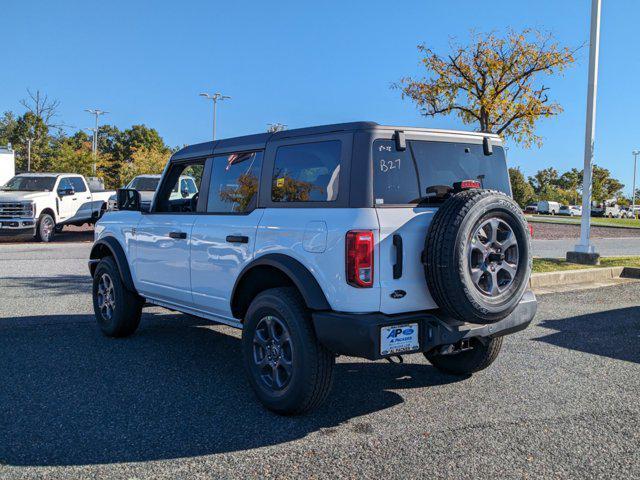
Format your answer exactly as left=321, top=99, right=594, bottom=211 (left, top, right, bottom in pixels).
left=132, top=159, right=206, bottom=306
left=190, top=151, right=264, bottom=318
left=56, top=178, right=82, bottom=222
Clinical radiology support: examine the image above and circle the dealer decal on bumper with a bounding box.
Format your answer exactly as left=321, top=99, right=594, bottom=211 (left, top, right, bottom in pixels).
left=380, top=323, right=419, bottom=356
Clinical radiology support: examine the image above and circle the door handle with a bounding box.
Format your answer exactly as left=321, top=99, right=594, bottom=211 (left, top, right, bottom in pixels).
left=226, top=235, right=249, bottom=244
left=393, top=234, right=403, bottom=279
left=71, top=198, right=78, bottom=201
left=169, top=231, right=187, bottom=239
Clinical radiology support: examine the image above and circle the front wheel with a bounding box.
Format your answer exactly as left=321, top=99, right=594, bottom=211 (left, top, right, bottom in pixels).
left=425, top=337, right=503, bottom=375
left=242, top=287, right=335, bottom=415
left=92, top=256, right=143, bottom=337
left=35, top=213, right=55, bottom=242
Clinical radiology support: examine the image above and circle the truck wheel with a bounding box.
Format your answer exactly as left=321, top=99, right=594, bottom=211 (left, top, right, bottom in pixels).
left=242, top=287, right=334, bottom=415
left=92, top=256, right=143, bottom=337
left=424, top=190, right=532, bottom=324
left=425, top=337, right=502, bottom=375
left=35, top=213, right=56, bottom=242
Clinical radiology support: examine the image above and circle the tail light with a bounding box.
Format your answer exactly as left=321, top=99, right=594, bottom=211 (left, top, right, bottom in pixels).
left=346, top=230, right=374, bottom=288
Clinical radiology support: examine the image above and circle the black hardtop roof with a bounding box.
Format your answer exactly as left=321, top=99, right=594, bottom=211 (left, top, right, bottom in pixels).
left=171, top=121, right=500, bottom=162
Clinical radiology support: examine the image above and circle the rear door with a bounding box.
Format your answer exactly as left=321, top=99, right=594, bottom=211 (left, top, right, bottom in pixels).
left=190, top=151, right=264, bottom=318
left=374, top=135, right=510, bottom=315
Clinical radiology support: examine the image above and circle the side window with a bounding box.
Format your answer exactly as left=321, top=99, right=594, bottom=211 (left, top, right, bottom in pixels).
left=68, top=177, right=87, bottom=193
left=155, top=162, right=204, bottom=213
left=271, top=141, right=341, bottom=202
left=207, top=151, right=263, bottom=213
left=58, top=178, right=73, bottom=192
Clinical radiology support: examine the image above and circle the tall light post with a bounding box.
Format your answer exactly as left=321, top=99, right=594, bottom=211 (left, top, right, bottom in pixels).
left=199, top=92, right=231, bottom=141
left=570, top=0, right=601, bottom=265
left=26, top=138, right=32, bottom=172
left=632, top=150, right=639, bottom=218
left=84, top=109, right=108, bottom=175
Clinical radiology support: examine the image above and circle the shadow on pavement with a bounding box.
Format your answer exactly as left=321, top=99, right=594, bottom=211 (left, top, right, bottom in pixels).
left=0, top=312, right=462, bottom=467
left=0, top=225, right=93, bottom=244
left=2, top=275, right=91, bottom=296
left=534, top=306, right=640, bottom=365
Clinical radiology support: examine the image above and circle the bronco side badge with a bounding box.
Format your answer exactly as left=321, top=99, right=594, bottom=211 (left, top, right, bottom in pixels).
left=390, top=290, right=406, bottom=299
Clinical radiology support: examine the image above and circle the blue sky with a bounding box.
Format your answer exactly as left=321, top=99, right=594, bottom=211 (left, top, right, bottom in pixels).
left=3, top=0, right=639, bottom=194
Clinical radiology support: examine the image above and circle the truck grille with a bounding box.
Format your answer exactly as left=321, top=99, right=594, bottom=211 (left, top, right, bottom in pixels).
left=0, top=202, right=31, bottom=218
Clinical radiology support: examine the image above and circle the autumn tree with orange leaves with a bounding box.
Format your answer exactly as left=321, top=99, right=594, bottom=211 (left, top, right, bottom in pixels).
left=396, top=30, right=580, bottom=147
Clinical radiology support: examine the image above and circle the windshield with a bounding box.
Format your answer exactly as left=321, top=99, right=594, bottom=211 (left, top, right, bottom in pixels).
left=1, top=176, right=57, bottom=192
left=128, top=177, right=160, bottom=191
left=373, top=139, right=510, bottom=205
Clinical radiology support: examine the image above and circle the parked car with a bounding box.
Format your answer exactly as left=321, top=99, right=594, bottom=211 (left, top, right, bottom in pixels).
left=558, top=205, right=581, bottom=216
left=0, top=173, right=114, bottom=242
left=89, top=122, right=536, bottom=414
left=537, top=200, right=561, bottom=215
left=524, top=202, right=538, bottom=214
left=621, top=206, right=640, bottom=219
left=591, top=199, right=621, bottom=218
left=107, top=174, right=198, bottom=211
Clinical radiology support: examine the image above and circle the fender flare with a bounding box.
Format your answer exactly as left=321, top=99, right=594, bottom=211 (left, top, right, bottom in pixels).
left=231, top=253, right=331, bottom=317
left=88, top=236, right=137, bottom=293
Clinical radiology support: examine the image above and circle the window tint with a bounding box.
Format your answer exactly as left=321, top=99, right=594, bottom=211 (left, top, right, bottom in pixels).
left=373, top=139, right=510, bottom=205
left=68, top=177, right=87, bottom=193
left=272, top=141, right=341, bottom=202
left=372, top=140, right=419, bottom=205
left=58, top=178, right=73, bottom=192
left=207, top=151, right=263, bottom=213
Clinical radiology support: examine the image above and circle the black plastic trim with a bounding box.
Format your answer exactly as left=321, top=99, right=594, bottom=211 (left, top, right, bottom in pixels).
left=88, top=236, right=137, bottom=293
left=231, top=253, right=330, bottom=317
left=312, top=290, right=537, bottom=360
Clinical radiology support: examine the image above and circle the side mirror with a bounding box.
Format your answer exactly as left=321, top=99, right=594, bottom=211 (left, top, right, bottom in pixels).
left=58, top=187, right=75, bottom=197
left=117, top=188, right=142, bottom=211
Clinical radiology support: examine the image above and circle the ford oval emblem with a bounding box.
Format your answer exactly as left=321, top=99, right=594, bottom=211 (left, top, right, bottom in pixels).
left=390, top=290, right=406, bottom=299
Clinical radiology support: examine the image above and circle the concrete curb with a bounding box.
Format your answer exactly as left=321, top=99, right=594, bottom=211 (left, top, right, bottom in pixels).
left=529, top=266, right=640, bottom=290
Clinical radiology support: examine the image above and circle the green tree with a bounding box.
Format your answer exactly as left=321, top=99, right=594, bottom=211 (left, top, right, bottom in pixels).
left=13, top=112, right=51, bottom=172
left=48, top=137, right=94, bottom=177
left=0, top=111, right=18, bottom=146
left=556, top=167, right=582, bottom=204
left=591, top=165, right=623, bottom=202
left=396, top=29, right=578, bottom=147
left=508, top=167, right=535, bottom=207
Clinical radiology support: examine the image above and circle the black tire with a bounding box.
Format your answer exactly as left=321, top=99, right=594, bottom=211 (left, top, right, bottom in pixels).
left=92, top=256, right=143, bottom=337
left=424, top=189, right=532, bottom=324
left=242, top=287, right=334, bottom=415
left=35, top=213, right=56, bottom=242
left=425, top=337, right=503, bottom=375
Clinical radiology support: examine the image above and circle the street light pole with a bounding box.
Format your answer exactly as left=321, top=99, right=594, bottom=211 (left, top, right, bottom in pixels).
left=571, top=0, right=601, bottom=264
left=199, top=92, right=231, bottom=141
left=632, top=150, right=639, bottom=218
left=84, top=109, right=108, bottom=175
left=27, top=138, right=32, bottom=172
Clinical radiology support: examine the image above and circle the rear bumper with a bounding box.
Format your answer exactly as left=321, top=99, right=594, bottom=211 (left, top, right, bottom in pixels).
left=312, top=290, right=537, bottom=360
left=0, top=218, right=36, bottom=236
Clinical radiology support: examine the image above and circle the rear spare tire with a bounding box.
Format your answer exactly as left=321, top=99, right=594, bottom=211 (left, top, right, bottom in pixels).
left=424, top=189, right=531, bottom=324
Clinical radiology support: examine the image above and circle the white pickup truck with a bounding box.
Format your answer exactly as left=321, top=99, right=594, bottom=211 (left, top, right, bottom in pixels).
left=0, top=173, right=114, bottom=242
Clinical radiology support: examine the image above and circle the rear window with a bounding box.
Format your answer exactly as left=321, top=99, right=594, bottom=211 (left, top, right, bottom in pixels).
left=373, top=139, right=510, bottom=205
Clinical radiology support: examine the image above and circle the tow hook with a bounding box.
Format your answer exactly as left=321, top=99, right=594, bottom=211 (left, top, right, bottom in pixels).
left=439, top=339, right=473, bottom=356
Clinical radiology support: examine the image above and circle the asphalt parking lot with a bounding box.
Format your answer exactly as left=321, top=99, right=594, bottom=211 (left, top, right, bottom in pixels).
left=1, top=240, right=639, bottom=479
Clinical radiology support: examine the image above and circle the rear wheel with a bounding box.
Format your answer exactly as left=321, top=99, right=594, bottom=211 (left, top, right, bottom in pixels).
left=425, top=337, right=503, bottom=375
left=35, top=213, right=55, bottom=242
left=92, top=256, right=143, bottom=337
left=242, top=287, right=334, bottom=415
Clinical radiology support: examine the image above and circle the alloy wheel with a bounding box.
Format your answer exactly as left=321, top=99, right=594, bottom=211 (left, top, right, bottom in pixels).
left=468, top=218, right=520, bottom=297
left=97, top=273, right=116, bottom=321
left=252, top=315, right=294, bottom=391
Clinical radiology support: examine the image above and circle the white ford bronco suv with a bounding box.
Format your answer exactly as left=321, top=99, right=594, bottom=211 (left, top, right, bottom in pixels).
left=89, top=122, right=536, bottom=414
left=0, top=173, right=114, bottom=242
